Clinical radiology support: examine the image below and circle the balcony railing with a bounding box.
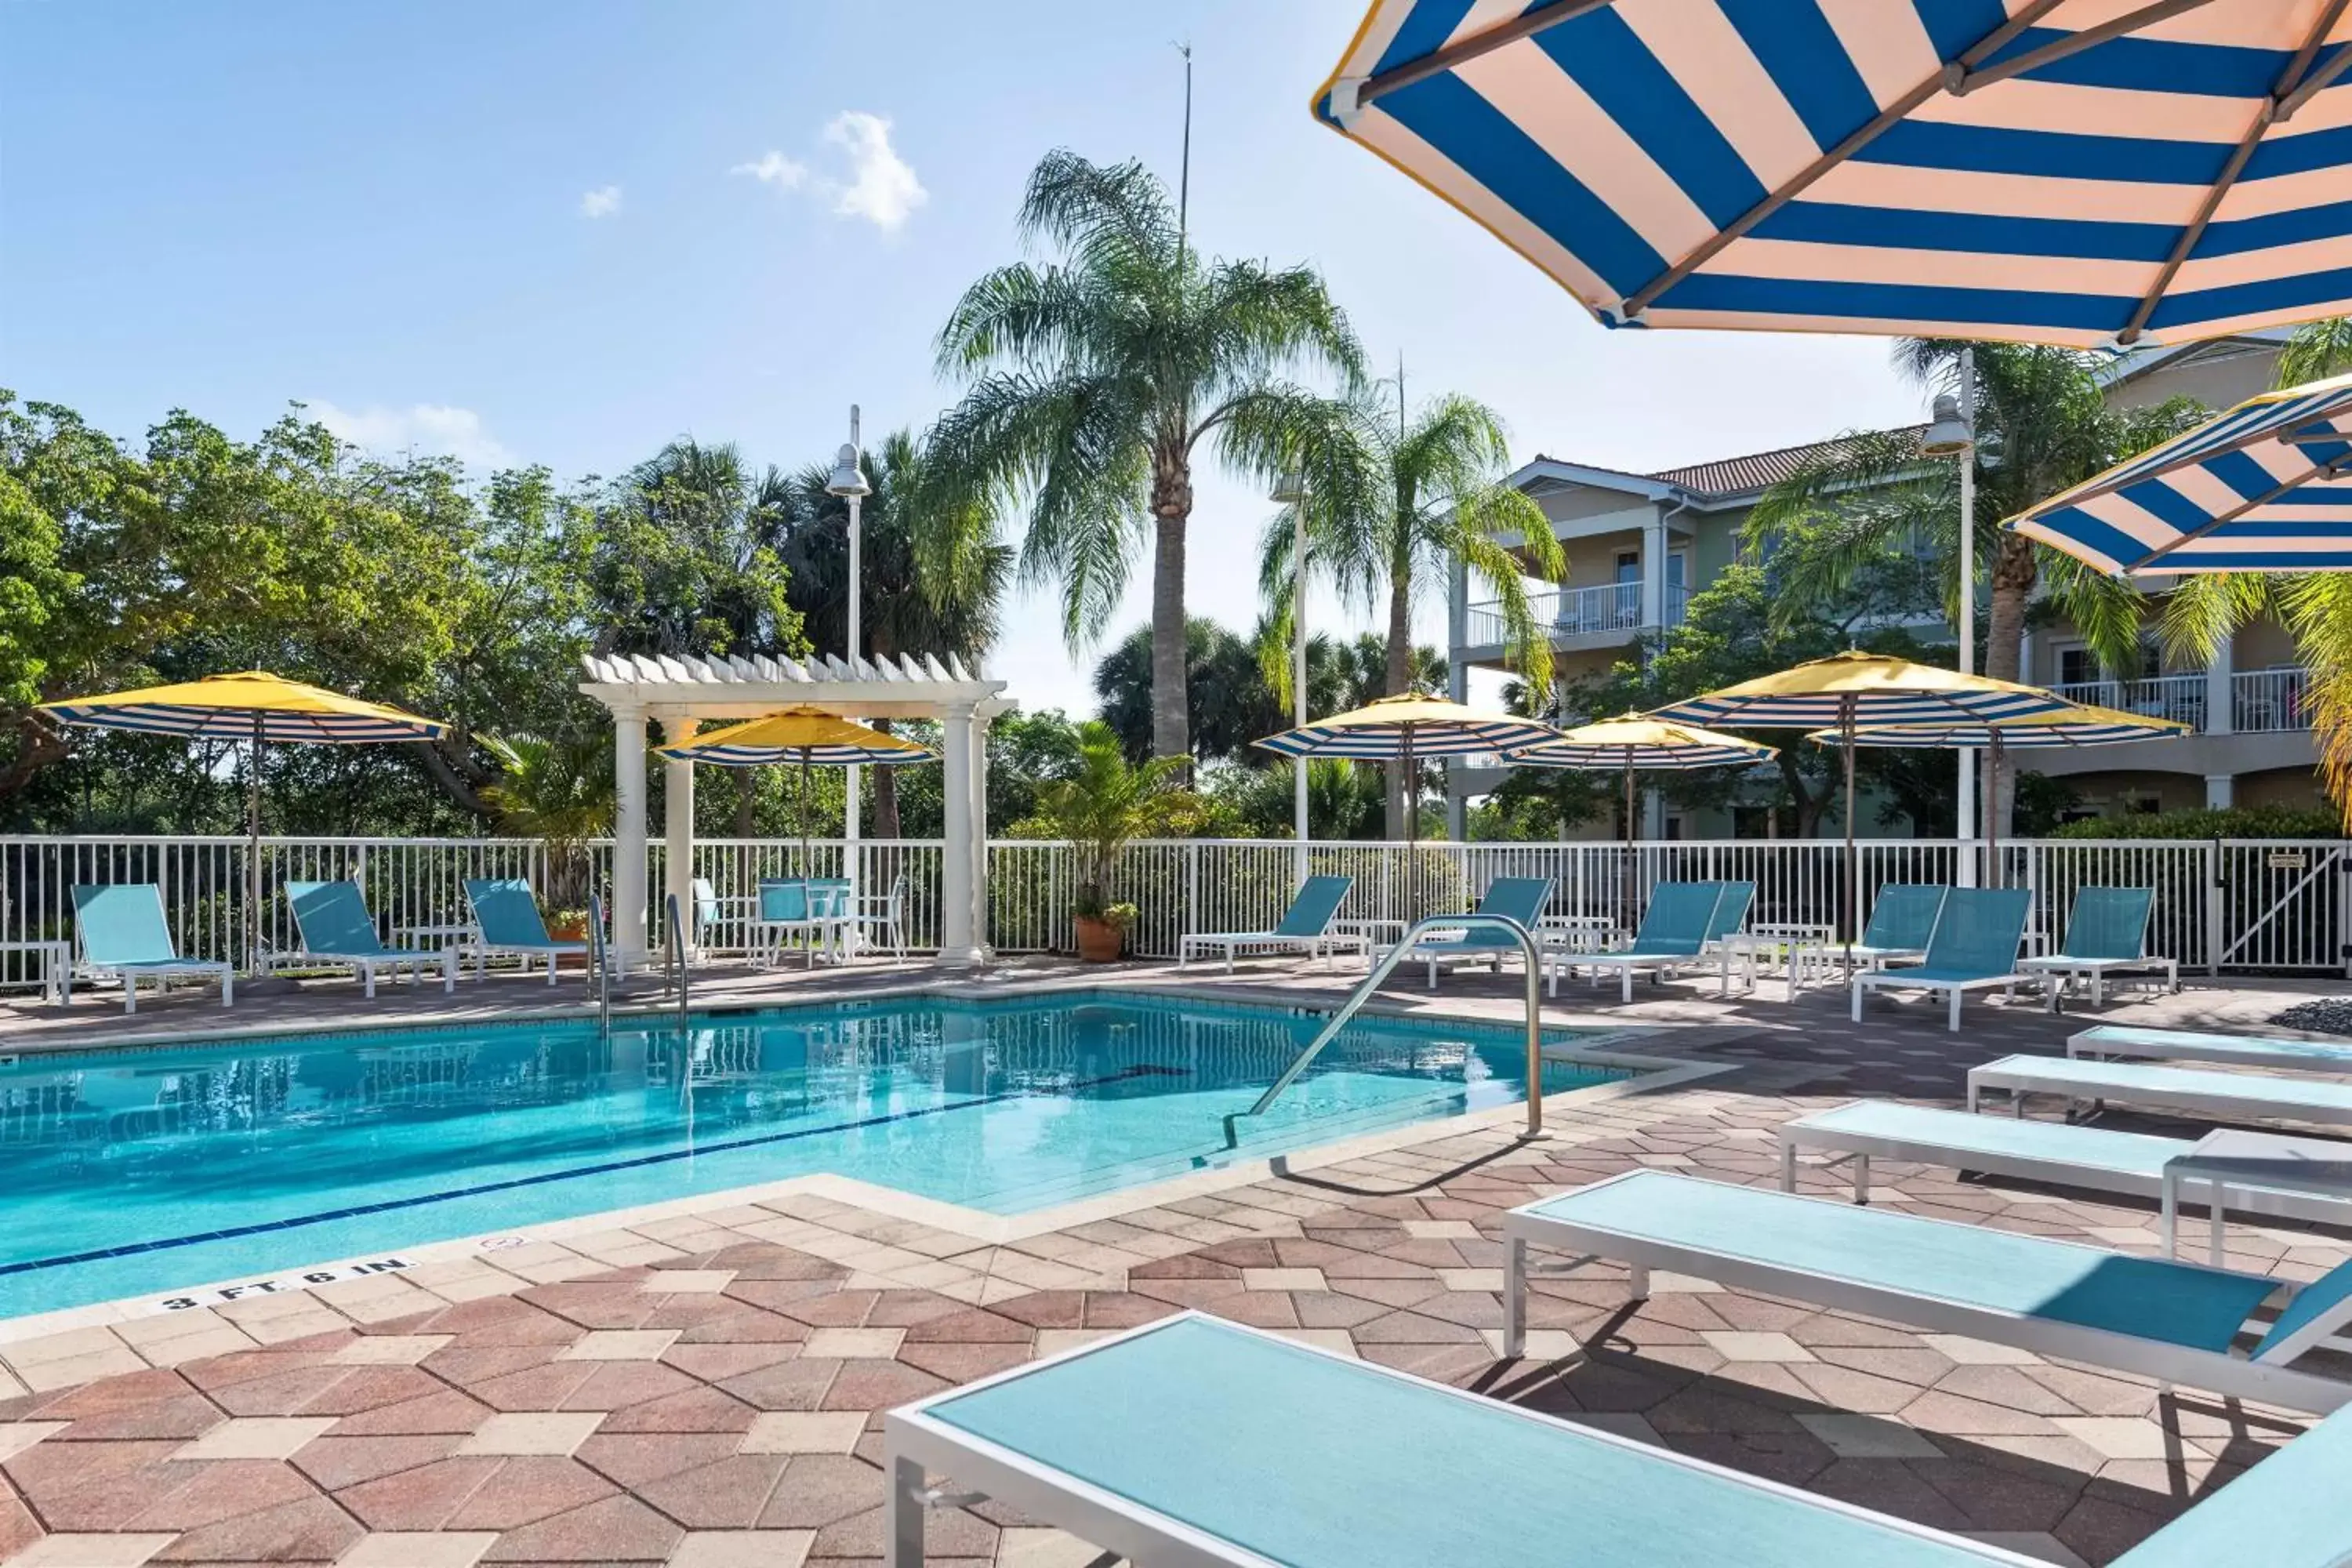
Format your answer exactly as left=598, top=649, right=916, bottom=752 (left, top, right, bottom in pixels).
left=2052, top=673, right=2206, bottom=731
left=2232, top=666, right=2311, bottom=733
left=1465, top=580, right=1687, bottom=648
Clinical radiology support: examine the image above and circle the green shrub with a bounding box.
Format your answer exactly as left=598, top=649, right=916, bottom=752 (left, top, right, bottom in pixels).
left=2050, top=806, right=2343, bottom=840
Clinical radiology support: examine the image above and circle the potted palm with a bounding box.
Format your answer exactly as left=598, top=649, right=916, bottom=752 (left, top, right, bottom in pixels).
left=481, top=734, right=616, bottom=949
left=1024, top=721, right=1192, bottom=962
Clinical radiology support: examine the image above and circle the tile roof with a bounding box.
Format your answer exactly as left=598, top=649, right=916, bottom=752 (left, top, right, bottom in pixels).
left=1643, top=424, right=1926, bottom=499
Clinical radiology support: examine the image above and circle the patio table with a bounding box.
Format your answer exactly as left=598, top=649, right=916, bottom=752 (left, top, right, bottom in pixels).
left=2162, top=1129, right=2352, bottom=1264
left=396, top=922, right=485, bottom=977
left=0, top=939, right=72, bottom=1004
left=1718, top=923, right=1836, bottom=998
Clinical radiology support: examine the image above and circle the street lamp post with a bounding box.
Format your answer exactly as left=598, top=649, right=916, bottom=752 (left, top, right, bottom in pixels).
left=825, top=408, right=873, bottom=938
left=1272, top=467, right=1311, bottom=887
left=1922, top=355, right=1977, bottom=883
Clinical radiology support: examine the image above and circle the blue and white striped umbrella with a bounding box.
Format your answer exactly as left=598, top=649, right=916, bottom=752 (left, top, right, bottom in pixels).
left=2010, top=371, right=2352, bottom=572
left=1316, top=2, right=2352, bottom=348
left=1254, top=693, right=1563, bottom=759
left=1653, top=651, right=2072, bottom=730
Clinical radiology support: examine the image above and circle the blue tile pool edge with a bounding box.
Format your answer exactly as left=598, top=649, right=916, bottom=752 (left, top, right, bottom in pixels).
left=0, top=1035, right=1731, bottom=1347
left=0, top=975, right=1647, bottom=1069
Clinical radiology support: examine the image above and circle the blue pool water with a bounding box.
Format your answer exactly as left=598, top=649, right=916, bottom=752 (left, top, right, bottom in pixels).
left=0, top=992, right=1622, bottom=1317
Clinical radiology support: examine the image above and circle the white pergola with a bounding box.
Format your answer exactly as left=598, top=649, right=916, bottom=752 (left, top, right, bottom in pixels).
left=576, top=651, right=1012, bottom=967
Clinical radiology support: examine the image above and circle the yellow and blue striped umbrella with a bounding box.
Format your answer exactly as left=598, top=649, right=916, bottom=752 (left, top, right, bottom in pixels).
left=41, top=670, right=447, bottom=743
left=1504, top=712, right=1777, bottom=771
left=1316, top=4, right=2352, bottom=348
left=1811, top=701, right=2190, bottom=750
left=1653, top=651, right=2068, bottom=731
left=2010, top=371, right=2352, bottom=574
left=655, top=707, right=933, bottom=768
left=39, top=671, right=446, bottom=973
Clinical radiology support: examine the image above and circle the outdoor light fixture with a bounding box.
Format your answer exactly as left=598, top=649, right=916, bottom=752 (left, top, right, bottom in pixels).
left=1272, top=467, right=1311, bottom=884
left=825, top=441, right=871, bottom=499
left=1271, top=468, right=1308, bottom=506
left=1921, top=392, right=1974, bottom=458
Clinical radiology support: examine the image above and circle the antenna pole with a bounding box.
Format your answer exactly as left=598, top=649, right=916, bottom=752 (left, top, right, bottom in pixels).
left=1176, top=41, right=1192, bottom=246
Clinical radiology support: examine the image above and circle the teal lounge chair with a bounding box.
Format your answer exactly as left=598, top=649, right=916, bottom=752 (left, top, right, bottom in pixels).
left=1849, top=883, right=1947, bottom=971
left=1557, top=880, right=1724, bottom=1004
left=462, top=878, right=586, bottom=985
left=1776, top=1100, right=2352, bottom=1234
left=1404, top=876, right=1553, bottom=989
left=2071, top=1024, right=2352, bottom=1074
left=1503, top=1169, right=2352, bottom=1414
left=1179, top=873, right=1367, bottom=973
left=282, top=880, right=456, bottom=997
left=1969, top=1052, right=2352, bottom=1131
left=1850, top=886, right=2029, bottom=1032
left=2016, top=886, right=2178, bottom=1011
left=72, top=884, right=234, bottom=1014
left=884, top=1311, right=2352, bottom=1568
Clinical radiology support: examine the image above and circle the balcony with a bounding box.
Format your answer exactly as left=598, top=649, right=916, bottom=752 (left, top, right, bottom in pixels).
left=2052, top=673, right=2207, bottom=731
left=1465, top=580, right=1688, bottom=648
left=2232, top=666, right=2311, bottom=733
left=2048, top=667, right=2313, bottom=735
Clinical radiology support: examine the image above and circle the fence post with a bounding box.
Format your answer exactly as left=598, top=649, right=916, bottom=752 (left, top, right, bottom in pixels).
left=2205, top=837, right=2223, bottom=978
left=1185, top=841, right=1200, bottom=944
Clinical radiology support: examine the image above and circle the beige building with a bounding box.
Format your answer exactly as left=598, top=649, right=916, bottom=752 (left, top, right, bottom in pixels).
left=1446, top=333, right=2323, bottom=839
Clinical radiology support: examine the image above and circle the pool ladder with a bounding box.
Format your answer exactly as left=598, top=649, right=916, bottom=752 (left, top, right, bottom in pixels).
left=1242, top=914, right=1548, bottom=1138
left=582, top=895, right=688, bottom=1039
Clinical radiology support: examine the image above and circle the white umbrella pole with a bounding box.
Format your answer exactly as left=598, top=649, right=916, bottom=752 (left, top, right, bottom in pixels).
left=1403, top=724, right=1419, bottom=924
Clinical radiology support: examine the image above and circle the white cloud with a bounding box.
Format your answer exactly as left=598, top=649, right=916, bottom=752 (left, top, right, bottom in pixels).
left=820, top=112, right=926, bottom=230
left=729, top=111, right=925, bottom=231
left=730, top=150, right=808, bottom=190
left=309, top=401, right=514, bottom=470
left=579, top=184, right=622, bottom=218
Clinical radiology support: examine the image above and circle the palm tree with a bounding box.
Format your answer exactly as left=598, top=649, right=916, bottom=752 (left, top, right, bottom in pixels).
left=1261, top=383, right=1561, bottom=837
left=1749, top=340, right=2205, bottom=836
left=774, top=429, right=1010, bottom=837
left=928, top=150, right=1363, bottom=766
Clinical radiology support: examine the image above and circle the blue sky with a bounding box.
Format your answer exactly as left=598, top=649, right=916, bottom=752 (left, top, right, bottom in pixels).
left=3, top=0, right=1929, bottom=715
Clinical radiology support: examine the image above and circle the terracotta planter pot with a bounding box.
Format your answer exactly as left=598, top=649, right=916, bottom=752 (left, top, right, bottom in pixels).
left=1073, top=916, right=1124, bottom=963
left=547, top=915, right=590, bottom=970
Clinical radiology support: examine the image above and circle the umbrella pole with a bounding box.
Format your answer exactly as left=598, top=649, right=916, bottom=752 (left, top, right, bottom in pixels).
left=1403, top=724, right=1418, bottom=925
left=799, top=753, right=812, bottom=880
left=1842, top=695, right=1857, bottom=974
left=1987, top=732, right=2005, bottom=889
left=248, top=712, right=264, bottom=976
left=1623, top=756, right=1636, bottom=930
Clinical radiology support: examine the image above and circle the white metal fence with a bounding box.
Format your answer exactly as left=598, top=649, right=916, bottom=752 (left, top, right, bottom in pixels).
left=3, top=833, right=2348, bottom=984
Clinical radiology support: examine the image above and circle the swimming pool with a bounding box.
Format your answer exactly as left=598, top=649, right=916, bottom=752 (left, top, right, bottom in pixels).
left=0, top=990, right=1626, bottom=1318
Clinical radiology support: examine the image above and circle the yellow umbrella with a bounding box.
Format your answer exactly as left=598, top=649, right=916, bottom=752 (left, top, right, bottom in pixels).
left=656, top=707, right=932, bottom=878
left=1808, top=702, right=2191, bottom=887
left=40, top=671, right=448, bottom=971
left=1654, top=652, right=2073, bottom=956
left=1257, top=692, right=1563, bottom=920
left=1505, top=713, right=1778, bottom=921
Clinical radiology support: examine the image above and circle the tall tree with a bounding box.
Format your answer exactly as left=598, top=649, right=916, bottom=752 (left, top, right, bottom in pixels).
left=591, top=437, right=807, bottom=833
left=774, top=429, right=1010, bottom=836
left=1748, top=342, right=2205, bottom=835
left=1262, top=383, right=1559, bottom=837
left=1093, top=617, right=1286, bottom=765
left=929, top=150, right=1363, bottom=766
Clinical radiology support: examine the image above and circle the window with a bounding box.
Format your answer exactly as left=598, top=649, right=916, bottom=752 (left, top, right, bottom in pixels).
left=2057, top=645, right=2096, bottom=687
left=1666, top=551, right=1687, bottom=588
left=2124, top=793, right=2163, bottom=816
left=1613, top=550, right=1641, bottom=583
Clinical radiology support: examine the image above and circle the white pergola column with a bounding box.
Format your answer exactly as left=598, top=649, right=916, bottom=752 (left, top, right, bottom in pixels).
left=612, top=704, right=649, bottom=968
left=939, top=703, right=980, bottom=966
left=1642, top=507, right=1667, bottom=629
left=662, top=717, right=699, bottom=958
left=970, top=713, right=993, bottom=960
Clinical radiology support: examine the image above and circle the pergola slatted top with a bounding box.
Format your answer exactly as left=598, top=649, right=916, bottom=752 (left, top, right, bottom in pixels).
left=577, top=651, right=1011, bottom=721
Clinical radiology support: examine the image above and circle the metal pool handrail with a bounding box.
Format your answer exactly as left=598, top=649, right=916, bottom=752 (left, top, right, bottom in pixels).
left=1246, top=913, right=1548, bottom=1138
left=665, top=891, right=688, bottom=1033
left=587, top=893, right=612, bottom=1036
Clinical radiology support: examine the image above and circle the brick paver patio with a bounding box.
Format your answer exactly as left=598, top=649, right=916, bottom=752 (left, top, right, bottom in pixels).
left=2, top=964, right=2347, bottom=1566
